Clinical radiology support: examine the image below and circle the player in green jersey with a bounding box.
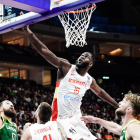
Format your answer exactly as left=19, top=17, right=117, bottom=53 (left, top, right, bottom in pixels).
left=0, top=100, right=18, bottom=140
left=81, top=91, right=140, bottom=140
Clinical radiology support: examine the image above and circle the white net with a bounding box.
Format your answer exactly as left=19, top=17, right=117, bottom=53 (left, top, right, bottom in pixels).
left=58, top=4, right=96, bottom=47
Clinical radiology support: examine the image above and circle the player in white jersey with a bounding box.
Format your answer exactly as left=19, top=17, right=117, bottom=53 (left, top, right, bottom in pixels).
left=21, top=102, right=67, bottom=140
left=21, top=22, right=119, bottom=140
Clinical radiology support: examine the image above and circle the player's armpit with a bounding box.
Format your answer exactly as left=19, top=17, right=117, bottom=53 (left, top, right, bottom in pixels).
left=56, top=122, right=67, bottom=140
left=58, top=58, right=72, bottom=77
left=127, top=123, right=140, bottom=140
left=21, top=128, right=32, bottom=140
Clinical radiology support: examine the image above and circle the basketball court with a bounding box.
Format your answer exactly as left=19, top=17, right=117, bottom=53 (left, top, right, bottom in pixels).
left=0, top=1, right=140, bottom=140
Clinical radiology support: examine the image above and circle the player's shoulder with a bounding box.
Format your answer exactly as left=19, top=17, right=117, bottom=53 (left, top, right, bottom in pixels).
left=11, top=122, right=17, bottom=128
left=45, top=121, right=57, bottom=126
left=86, top=72, right=93, bottom=78
left=71, top=64, right=76, bottom=68
left=43, top=121, right=58, bottom=131
left=128, top=121, right=140, bottom=129
left=29, top=123, right=38, bottom=129
left=127, top=122, right=140, bottom=133
left=21, top=127, right=32, bottom=140
left=86, top=73, right=93, bottom=83
left=127, top=122, right=140, bottom=138
left=88, top=74, right=95, bottom=83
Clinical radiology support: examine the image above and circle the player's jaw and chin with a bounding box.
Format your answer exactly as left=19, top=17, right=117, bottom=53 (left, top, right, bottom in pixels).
left=3, top=108, right=17, bottom=118
left=115, top=107, right=126, bottom=117
left=75, top=60, right=90, bottom=68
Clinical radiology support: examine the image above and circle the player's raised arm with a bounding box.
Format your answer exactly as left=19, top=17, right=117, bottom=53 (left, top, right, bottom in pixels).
left=90, top=78, right=119, bottom=108
left=21, top=12, right=70, bottom=70
left=81, top=116, right=122, bottom=135
left=23, top=26, right=71, bottom=69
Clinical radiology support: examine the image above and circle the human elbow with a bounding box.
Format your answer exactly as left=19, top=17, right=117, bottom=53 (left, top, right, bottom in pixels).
left=41, top=47, right=49, bottom=56
left=96, top=89, right=104, bottom=97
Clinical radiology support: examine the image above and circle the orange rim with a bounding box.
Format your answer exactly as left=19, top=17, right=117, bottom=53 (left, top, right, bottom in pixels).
left=67, top=3, right=96, bottom=13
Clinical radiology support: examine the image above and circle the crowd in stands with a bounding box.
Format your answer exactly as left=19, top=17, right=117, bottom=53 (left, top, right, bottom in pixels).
left=0, top=80, right=55, bottom=139
left=0, top=78, right=138, bottom=140
left=2, top=43, right=140, bottom=67
left=0, top=44, right=39, bottom=57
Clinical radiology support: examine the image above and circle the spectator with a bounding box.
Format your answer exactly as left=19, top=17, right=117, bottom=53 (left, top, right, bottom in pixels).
left=10, top=90, right=15, bottom=96
left=104, top=130, right=113, bottom=140
left=12, top=82, right=16, bottom=88
left=96, top=129, right=102, bottom=140
left=31, top=107, right=36, bottom=117
left=101, top=128, right=106, bottom=139
left=0, top=93, right=5, bottom=101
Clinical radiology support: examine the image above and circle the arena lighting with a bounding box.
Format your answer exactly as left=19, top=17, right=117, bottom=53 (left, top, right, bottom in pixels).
left=108, top=61, right=111, bottom=63
left=103, top=76, right=109, bottom=79
left=110, top=48, right=122, bottom=54
left=0, top=74, right=2, bottom=76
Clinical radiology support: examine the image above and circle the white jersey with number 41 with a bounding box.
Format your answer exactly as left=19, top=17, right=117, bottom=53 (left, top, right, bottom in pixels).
left=29, top=121, right=62, bottom=140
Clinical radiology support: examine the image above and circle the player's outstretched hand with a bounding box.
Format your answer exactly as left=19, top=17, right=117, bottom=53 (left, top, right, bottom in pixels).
left=20, top=11, right=29, bottom=30
left=80, top=116, right=98, bottom=124
left=23, top=122, right=32, bottom=131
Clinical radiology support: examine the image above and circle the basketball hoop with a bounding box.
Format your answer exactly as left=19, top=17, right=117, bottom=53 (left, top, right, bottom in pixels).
left=58, top=3, right=96, bottom=47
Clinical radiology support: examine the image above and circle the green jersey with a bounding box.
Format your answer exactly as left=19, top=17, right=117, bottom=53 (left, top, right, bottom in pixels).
left=0, top=116, right=18, bottom=140
left=120, top=119, right=140, bottom=140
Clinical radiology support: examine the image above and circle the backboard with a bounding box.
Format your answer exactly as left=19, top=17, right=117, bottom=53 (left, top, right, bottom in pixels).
left=0, top=0, right=104, bottom=34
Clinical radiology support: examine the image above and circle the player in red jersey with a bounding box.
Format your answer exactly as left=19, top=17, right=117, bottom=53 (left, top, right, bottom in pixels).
left=21, top=18, right=118, bottom=139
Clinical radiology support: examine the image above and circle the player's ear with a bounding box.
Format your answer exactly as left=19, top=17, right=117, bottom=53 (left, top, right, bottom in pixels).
left=127, top=106, right=132, bottom=112
left=36, top=112, right=39, bottom=118
left=89, top=62, right=93, bottom=67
